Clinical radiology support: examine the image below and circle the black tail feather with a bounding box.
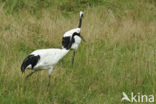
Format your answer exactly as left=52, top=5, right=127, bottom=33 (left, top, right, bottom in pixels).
left=21, top=55, right=40, bottom=73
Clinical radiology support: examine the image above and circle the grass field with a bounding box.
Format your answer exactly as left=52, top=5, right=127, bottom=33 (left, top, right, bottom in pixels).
left=0, top=0, right=156, bottom=104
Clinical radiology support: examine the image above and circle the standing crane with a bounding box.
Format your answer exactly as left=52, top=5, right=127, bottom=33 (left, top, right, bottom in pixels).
left=62, top=11, right=85, bottom=66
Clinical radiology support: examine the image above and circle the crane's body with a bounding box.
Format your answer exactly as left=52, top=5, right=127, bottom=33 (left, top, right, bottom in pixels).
left=62, top=28, right=81, bottom=50
left=22, top=49, right=69, bottom=71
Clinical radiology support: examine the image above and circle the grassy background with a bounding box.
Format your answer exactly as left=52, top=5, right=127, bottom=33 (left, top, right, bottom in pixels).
left=0, top=0, right=156, bottom=104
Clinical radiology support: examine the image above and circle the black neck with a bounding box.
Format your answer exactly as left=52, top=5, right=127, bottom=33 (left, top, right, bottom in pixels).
left=78, top=15, right=83, bottom=28
left=67, top=33, right=78, bottom=50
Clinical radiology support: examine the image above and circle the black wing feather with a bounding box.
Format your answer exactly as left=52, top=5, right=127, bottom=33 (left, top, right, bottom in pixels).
left=21, top=54, right=40, bottom=73
left=62, top=36, right=71, bottom=49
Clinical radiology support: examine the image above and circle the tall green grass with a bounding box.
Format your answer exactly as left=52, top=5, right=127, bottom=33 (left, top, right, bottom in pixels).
left=0, top=0, right=156, bottom=104
left=1, top=0, right=104, bottom=14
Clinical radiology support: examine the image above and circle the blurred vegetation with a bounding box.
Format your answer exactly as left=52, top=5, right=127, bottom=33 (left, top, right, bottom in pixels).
left=1, top=0, right=155, bottom=13
left=1, top=0, right=156, bottom=20
left=1, top=0, right=103, bottom=13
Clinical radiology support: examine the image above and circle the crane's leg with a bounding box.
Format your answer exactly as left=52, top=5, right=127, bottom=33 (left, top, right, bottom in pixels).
left=25, top=70, right=36, bottom=79
left=48, top=75, right=51, bottom=87
left=72, top=50, right=76, bottom=66
left=61, top=59, right=64, bottom=66
left=25, top=70, right=41, bottom=79
left=47, top=68, right=53, bottom=87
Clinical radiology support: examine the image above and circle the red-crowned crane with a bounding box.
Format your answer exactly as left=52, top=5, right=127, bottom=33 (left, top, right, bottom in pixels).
left=62, top=11, right=85, bottom=66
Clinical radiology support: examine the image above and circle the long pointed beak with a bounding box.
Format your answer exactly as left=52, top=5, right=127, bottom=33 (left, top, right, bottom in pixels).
left=80, top=34, right=86, bottom=42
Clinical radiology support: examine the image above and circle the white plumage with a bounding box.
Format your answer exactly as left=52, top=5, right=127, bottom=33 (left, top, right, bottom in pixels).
left=28, top=49, right=69, bottom=70
left=63, top=28, right=82, bottom=50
